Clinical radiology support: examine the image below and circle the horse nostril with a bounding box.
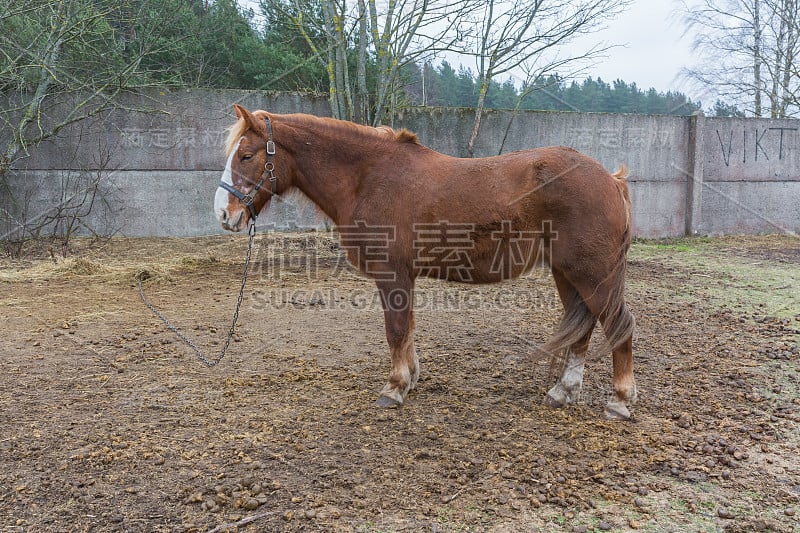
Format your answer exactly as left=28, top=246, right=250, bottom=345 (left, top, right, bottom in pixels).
left=221, top=211, right=228, bottom=222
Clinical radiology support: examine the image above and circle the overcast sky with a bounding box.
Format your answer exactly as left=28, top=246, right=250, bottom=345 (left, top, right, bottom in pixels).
left=567, top=0, right=697, bottom=98
left=439, top=0, right=703, bottom=103
left=447, top=0, right=702, bottom=102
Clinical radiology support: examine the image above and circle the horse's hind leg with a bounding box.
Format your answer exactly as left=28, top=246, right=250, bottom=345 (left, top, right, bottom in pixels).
left=604, top=335, right=637, bottom=420
left=543, top=341, right=591, bottom=407
left=570, top=276, right=637, bottom=420
left=375, top=276, right=419, bottom=408
left=543, top=269, right=596, bottom=408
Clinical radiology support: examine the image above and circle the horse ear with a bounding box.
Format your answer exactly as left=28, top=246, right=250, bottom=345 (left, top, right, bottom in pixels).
left=232, top=104, right=267, bottom=138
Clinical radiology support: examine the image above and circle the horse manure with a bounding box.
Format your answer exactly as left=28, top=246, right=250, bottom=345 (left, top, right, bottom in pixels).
left=201, top=498, right=219, bottom=512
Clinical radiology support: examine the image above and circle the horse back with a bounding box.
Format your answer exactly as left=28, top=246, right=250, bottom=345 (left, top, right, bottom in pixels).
left=343, top=145, right=631, bottom=283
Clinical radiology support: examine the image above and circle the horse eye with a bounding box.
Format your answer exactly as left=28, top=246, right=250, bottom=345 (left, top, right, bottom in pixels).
left=241, top=154, right=253, bottom=161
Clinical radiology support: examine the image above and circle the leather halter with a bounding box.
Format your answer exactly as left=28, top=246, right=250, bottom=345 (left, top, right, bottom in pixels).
left=218, top=116, right=277, bottom=220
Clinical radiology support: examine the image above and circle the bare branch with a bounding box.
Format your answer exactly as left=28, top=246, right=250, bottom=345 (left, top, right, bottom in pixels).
left=462, top=0, right=630, bottom=156
left=680, top=0, right=800, bottom=116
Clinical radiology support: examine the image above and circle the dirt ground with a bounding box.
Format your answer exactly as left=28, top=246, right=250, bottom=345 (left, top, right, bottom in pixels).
left=1, top=233, right=799, bottom=532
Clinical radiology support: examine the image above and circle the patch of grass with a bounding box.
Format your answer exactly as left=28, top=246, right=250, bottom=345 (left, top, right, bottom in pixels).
left=178, top=255, right=220, bottom=269
left=629, top=237, right=800, bottom=319
left=632, top=236, right=714, bottom=253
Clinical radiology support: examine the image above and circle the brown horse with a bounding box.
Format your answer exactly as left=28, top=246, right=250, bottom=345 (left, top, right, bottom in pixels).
left=214, top=104, right=637, bottom=420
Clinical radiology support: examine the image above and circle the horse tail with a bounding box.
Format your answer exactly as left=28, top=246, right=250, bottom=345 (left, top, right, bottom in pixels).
left=535, top=289, right=597, bottom=363
left=597, top=241, right=635, bottom=355
left=537, top=164, right=634, bottom=363
left=612, top=165, right=632, bottom=241
left=604, top=164, right=635, bottom=353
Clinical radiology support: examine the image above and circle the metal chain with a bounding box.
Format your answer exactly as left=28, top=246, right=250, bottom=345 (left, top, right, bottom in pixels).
left=138, top=222, right=257, bottom=367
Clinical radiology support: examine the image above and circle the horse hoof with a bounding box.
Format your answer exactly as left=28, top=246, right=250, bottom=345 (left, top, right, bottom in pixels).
left=543, top=392, right=566, bottom=408
left=376, top=395, right=402, bottom=408
left=603, top=401, right=632, bottom=421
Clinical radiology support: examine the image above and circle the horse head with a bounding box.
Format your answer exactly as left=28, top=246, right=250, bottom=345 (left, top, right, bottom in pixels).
left=214, top=104, right=284, bottom=232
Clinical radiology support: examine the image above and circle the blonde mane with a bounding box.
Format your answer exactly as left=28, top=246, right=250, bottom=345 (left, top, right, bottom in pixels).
left=224, top=117, right=249, bottom=156
left=224, top=111, right=419, bottom=155
left=373, top=124, right=420, bottom=144
left=287, top=113, right=420, bottom=144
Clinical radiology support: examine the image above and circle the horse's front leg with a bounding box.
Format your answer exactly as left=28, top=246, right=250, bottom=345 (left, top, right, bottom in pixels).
left=375, top=276, right=419, bottom=408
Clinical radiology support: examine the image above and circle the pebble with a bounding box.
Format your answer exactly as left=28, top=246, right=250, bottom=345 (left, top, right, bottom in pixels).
left=243, top=498, right=260, bottom=510
left=572, top=526, right=587, bottom=533
left=598, top=521, right=613, bottom=531
left=717, top=507, right=734, bottom=519
left=785, top=507, right=796, bottom=517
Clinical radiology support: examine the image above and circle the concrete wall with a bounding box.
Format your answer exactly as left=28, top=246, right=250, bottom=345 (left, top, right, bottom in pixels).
left=3, top=89, right=799, bottom=239
left=697, top=117, right=800, bottom=235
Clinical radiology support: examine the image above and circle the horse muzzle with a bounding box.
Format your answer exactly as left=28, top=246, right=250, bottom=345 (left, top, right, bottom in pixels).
left=219, top=208, right=245, bottom=232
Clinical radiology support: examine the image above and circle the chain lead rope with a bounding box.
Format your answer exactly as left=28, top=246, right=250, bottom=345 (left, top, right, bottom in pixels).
left=138, top=222, right=257, bottom=367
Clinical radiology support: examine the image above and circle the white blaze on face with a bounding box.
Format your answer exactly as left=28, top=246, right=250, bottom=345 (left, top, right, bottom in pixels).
left=214, top=138, right=242, bottom=223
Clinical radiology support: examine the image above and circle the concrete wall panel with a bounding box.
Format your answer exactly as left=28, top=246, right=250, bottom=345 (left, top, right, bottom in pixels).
left=4, top=90, right=799, bottom=238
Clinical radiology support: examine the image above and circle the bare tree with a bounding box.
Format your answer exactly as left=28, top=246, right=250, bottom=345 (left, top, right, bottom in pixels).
left=0, top=0, right=187, bottom=253
left=272, top=0, right=351, bottom=119
left=762, top=0, right=799, bottom=115
left=681, top=0, right=800, bottom=117
left=1, top=0, right=155, bottom=175
left=274, top=0, right=475, bottom=124
left=365, top=0, right=473, bottom=125
left=1, top=127, right=122, bottom=257
left=461, top=0, right=629, bottom=157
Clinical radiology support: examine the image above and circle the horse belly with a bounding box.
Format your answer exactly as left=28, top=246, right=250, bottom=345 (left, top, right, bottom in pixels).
left=414, top=228, right=550, bottom=284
